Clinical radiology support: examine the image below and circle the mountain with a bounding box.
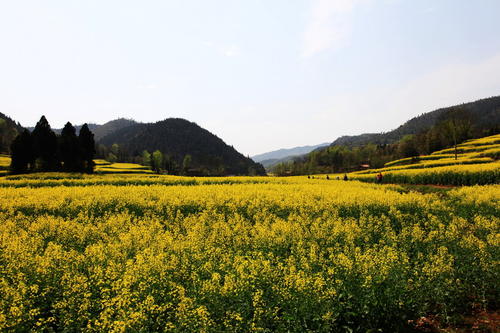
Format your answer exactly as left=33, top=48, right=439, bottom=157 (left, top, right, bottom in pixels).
left=39, top=118, right=137, bottom=141
left=0, top=112, right=25, bottom=153
left=330, top=96, right=500, bottom=147
left=252, top=143, right=330, bottom=163
left=88, top=118, right=137, bottom=140
left=259, top=155, right=301, bottom=169
left=99, top=118, right=265, bottom=176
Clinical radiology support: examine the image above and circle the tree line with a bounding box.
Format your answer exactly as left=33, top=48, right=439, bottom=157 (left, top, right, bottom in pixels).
left=10, top=116, right=96, bottom=174
left=97, top=143, right=219, bottom=176
left=141, top=150, right=193, bottom=175
left=272, top=108, right=499, bottom=176
left=96, top=143, right=262, bottom=176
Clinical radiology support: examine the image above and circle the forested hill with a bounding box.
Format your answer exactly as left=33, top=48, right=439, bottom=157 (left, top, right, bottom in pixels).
left=98, top=118, right=266, bottom=176
left=34, top=118, right=138, bottom=141
left=271, top=95, right=500, bottom=175
left=0, top=112, right=24, bottom=153
left=332, top=96, right=500, bottom=147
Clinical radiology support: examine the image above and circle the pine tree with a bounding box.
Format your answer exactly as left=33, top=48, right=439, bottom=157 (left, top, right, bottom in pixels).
left=10, top=130, right=34, bottom=174
left=32, top=116, right=60, bottom=171
left=60, top=122, right=81, bottom=172
left=79, top=124, right=96, bottom=173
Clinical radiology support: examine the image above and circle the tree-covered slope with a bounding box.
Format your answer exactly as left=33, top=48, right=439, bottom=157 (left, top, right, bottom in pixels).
left=332, top=96, right=500, bottom=147
left=99, top=118, right=265, bottom=176
left=87, top=118, right=137, bottom=141
left=0, top=113, right=24, bottom=154
left=271, top=95, right=500, bottom=175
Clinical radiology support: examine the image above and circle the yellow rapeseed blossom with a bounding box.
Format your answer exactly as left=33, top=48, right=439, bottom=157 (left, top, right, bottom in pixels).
left=0, top=173, right=498, bottom=331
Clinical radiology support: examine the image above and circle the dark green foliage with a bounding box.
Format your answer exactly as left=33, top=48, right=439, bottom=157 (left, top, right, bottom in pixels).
left=0, top=113, right=24, bottom=154
left=273, top=144, right=397, bottom=176
left=98, top=118, right=265, bottom=176
left=79, top=124, right=96, bottom=173
left=150, top=150, right=163, bottom=174
left=182, top=154, right=192, bottom=175
left=10, top=130, right=34, bottom=174
left=398, top=135, right=419, bottom=158
left=163, top=153, right=179, bottom=175
left=141, top=150, right=151, bottom=166
left=32, top=116, right=60, bottom=171
left=60, top=122, right=81, bottom=172
left=85, top=118, right=136, bottom=141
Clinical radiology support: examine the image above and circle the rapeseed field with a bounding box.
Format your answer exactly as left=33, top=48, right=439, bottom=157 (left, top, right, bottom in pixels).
left=0, top=174, right=498, bottom=331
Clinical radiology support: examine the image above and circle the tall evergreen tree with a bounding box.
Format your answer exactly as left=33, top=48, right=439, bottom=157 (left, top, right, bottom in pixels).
left=10, top=130, right=34, bottom=174
left=78, top=124, right=96, bottom=173
left=60, top=122, right=81, bottom=172
left=32, top=116, right=60, bottom=171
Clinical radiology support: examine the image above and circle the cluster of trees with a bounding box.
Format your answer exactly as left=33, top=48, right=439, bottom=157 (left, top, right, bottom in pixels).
left=272, top=144, right=396, bottom=176
left=140, top=150, right=193, bottom=175
left=96, top=144, right=191, bottom=175
left=395, top=108, right=482, bottom=159
left=272, top=108, right=499, bottom=176
left=10, top=116, right=96, bottom=174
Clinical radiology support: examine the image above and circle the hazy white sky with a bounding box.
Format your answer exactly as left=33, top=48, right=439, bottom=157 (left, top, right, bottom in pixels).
left=1, top=0, right=500, bottom=155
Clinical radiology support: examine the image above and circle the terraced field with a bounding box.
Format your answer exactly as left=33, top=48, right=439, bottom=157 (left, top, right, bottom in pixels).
left=349, top=134, right=500, bottom=185
left=0, top=155, right=10, bottom=176
left=94, top=159, right=154, bottom=174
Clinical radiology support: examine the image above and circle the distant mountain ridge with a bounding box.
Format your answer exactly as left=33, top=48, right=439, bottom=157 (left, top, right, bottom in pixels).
left=258, top=155, right=301, bottom=169
left=252, top=143, right=330, bottom=163
left=30, top=118, right=137, bottom=141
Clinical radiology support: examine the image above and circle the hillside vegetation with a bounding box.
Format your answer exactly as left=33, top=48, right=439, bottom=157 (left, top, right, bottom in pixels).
left=0, top=112, right=24, bottom=154
left=98, top=118, right=265, bottom=176
left=272, top=96, right=500, bottom=176
left=332, top=95, right=500, bottom=147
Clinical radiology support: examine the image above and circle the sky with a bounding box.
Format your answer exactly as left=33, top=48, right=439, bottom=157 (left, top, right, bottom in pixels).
left=1, top=0, right=500, bottom=156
